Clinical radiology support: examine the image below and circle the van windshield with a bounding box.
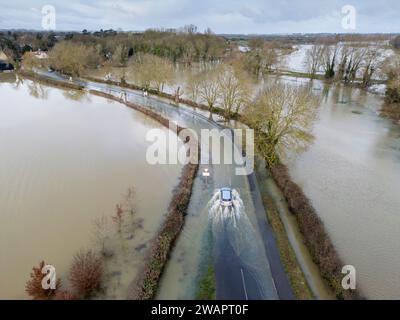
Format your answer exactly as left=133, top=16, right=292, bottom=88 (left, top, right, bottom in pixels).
left=222, top=190, right=231, bottom=201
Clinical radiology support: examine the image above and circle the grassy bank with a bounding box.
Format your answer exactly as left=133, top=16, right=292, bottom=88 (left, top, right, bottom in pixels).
left=255, top=160, right=313, bottom=299
left=271, top=164, right=361, bottom=299
left=196, top=264, right=216, bottom=300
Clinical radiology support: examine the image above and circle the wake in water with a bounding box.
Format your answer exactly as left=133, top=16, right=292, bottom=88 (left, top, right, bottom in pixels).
left=208, top=188, right=278, bottom=299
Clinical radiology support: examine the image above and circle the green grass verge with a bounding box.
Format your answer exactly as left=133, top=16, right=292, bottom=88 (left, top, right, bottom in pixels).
left=196, top=264, right=216, bottom=300
left=255, top=161, right=314, bottom=300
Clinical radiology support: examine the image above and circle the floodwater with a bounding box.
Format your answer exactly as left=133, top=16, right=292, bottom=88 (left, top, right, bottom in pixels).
left=286, top=82, right=400, bottom=299
left=0, top=74, right=182, bottom=299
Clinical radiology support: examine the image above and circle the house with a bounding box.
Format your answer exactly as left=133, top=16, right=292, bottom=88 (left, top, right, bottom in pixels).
left=0, top=51, right=14, bottom=72
left=0, top=61, right=14, bottom=71
left=32, top=50, right=48, bottom=59
left=0, top=51, right=8, bottom=61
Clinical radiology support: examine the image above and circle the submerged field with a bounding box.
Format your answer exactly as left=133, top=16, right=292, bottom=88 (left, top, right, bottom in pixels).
left=0, top=74, right=182, bottom=298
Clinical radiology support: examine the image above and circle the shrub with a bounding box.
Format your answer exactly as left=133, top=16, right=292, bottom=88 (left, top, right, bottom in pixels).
left=25, top=261, right=61, bottom=300
left=69, top=250, right=103, bottom=298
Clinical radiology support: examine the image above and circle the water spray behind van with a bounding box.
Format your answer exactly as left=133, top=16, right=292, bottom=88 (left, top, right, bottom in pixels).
left=208, top=188, right=278, bottom=300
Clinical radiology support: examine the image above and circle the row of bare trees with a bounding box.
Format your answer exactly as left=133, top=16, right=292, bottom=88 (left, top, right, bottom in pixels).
left=184, top=63, right=253, bottom=119
left=304, top=42, right=383, bottom=87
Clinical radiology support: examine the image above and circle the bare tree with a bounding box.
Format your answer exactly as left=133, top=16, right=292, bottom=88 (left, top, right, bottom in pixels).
left=321, top=43, right=339, bottom=79
left=243, top=83, right=320, bottom=168
left=384, top=53, right=400, bottom=103
left=111, top=44, right=129, bottom=67
left=343, top=45, right=367, bottom=83
left=217, top=64, right=252, bottom=119
left=361, top=44, right=383, bottom=87
left=198, top=69, right=220, bottom=116
left=92, top=215, right=113, bottom=255
left=243, top=39, right=278, bottom=77
left=185, top=71, right=202, bottom=103
left=122, top=187, right=136, bottom=216
left=128, top=54, right=174, bottom=92
left=304, top=44, right=324, bottom=79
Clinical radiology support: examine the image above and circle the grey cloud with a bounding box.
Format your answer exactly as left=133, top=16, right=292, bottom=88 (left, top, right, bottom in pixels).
left=0, top=0, right=398, bottom=33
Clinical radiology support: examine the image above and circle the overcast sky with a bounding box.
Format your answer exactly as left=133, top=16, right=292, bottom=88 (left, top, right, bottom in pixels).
left=0, top=0, right=399, bottom=34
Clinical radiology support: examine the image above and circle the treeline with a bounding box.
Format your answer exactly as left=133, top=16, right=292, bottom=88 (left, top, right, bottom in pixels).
left=59, top=28, right=228, bottom=65
left=304, top=41, right=384, bottom=87
left=0, top=31, right=57, bottom=63
left=2, top=27, right=228, bottom=69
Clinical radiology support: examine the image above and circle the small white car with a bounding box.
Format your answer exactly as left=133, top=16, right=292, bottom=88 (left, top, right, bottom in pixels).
left=220, top=187, right=233, bottom=207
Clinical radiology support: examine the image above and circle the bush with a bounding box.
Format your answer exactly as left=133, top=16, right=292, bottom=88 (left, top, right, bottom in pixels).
left=69, top=250, right=103, bottom=298
left=25, top=261, right=61, bottom=300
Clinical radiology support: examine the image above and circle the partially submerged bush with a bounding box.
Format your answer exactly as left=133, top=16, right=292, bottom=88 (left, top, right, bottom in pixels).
left=25, top=261, right=61, bottom=300
left=69, top=250, right=103, bottom=298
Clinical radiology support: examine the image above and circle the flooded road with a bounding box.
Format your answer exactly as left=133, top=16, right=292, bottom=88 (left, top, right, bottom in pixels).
left=0, top=74, right=182, bottom=298
left=287, top=83, right=400, bottom=299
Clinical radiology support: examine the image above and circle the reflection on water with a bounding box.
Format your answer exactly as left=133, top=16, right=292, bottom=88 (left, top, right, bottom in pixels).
left=287, top=82, right=400, bottom=299
left=0, top=75, right=182, bottom=298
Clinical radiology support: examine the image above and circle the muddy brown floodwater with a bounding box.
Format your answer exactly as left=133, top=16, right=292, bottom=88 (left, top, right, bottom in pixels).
left=286, top=82, right=400, bottom=299
left=0, top=74, right=182, bottom=299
